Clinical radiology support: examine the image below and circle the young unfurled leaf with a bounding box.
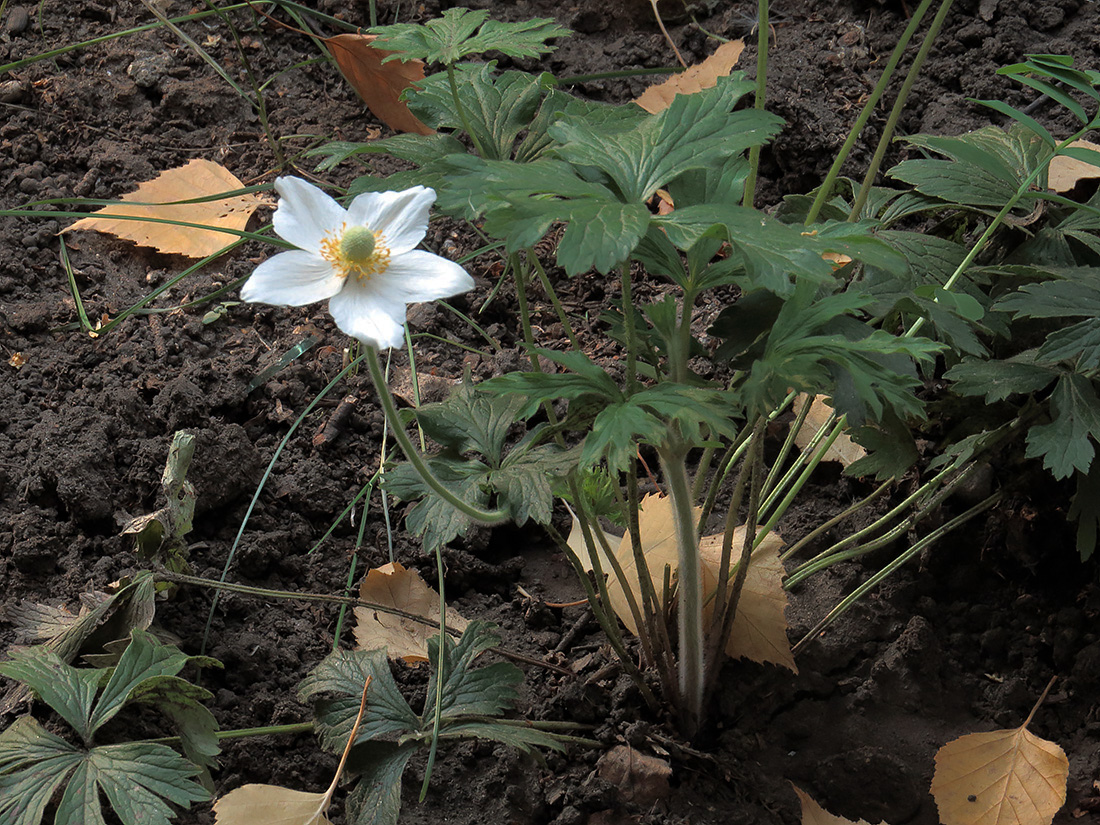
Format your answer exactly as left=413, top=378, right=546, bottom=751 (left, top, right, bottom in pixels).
left=66, top=160, right=265, bottom=258
left=325, top=34, right=433, bottom=136
left=635, top=39, right=745, bottom=114
left=791, top=394, right=867, bottom=467
left=791, top=784, right=885, bottom=825
left=353, top=561, right=469, bottom=664
left=370, top=8, right=570, bottom=65
left=213, top=786, right=333, bottom=825
left=931, top=724, right=1068, bottom=825
left=1047, top=139, right=1100, bottom=193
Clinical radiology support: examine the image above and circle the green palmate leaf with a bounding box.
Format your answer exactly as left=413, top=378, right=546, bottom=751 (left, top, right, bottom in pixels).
left=1069, top=460, right=1100, bottom=561
left=0, top=716, right=207, bottom=825
left=345, top=742, right=419, bottom=825
left=371, top=8, right=570, bottom=65
left=128, top=676, right=219, bottom=772
left=407, top=64, right=546, bottom=160
left=889, top=125, right=1047, bottom=209
left=0, top=650, right=100, bottom=745
left=495, top=441, right=578, bottom=525
left=1025, top=373, right=1100, bottom=479
left=657, top=204, right=843, bottom=296
left=514, top=90, right=612, bottom=163
left=944, top=357, right=1059, bottom=403
left=996, top=272, right=1100, bottom=318
left=709, top=290, right=786, bottom=365
left=413, top=379, right=526, bottom=465
left=385, top=457, right=490, bottom=551
left=583, top=402, right=667, bottom=472
left=298, top=649, right=419, bottom=753
left=425, top=622, right=520, bottom=721
left=548, top=76, right=781, bottom=203
left=439, top=722, right=568, bottom=753
left=1038, top=319, right=1100, bottom=368
left=845, top=412, right=920, bottom=480
left=308, top=134, right=467, bottom=172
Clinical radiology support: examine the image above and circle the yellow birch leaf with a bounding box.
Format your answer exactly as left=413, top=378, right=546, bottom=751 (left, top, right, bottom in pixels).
left=931, top=725, right=1068, bottom=825
left=791, top=394, right=867, bottom=468
left=353, top=561, right=468, bottom=664
left=791, top=784, right=884, bottom=825
left=1047, top=139, right=1100, bottom=194
left=564, top=502, right=619, bottom=574
left=213, top=784, right=333, bottom=825
left=635, top=39, right=746, bottom=114
left=605, top=493, right=706, bottom=636
left=700, top=529, right=796, bottom=672
left=325, top=33, right=434, bottom=136
left=66, top=159, right=264, bottom=259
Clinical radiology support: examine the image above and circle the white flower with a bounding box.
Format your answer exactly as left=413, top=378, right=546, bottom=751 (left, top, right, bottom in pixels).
left=242, top=177, right=474, bottom=350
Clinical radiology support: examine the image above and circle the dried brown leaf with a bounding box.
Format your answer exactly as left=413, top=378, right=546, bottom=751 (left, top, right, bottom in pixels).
left=1048, top=139, right=1100, bottom=194
left=213, top=784, right=333, bottom=825
left=635, top=39, right=745, bottom=114
left=325, top=33, right=434, bottom=136
left=791, top=784, right=884, bottom=825
left=931, top=725, right=1068, bottom=825
left=564, top=503, right=620, bottom=574
left=66, top=159, right=264, bottom=258
left=353, top=561, right=468, bottom=663
left=598, top=745, right=672, bottom=807
left=791, top=394, right=867, bottom=468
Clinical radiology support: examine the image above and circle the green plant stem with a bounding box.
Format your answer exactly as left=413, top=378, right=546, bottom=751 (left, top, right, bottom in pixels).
left=779, top=479, right=892, bottom=562
left=759, top=393, right=813, bottom=502
left=143, top=722, right=316, bottom=747
left=659, top=443, right=703, bottom=736
left=364, top=346, right=507, bottom=524
left=742, top=0, right=769, bottom=208
left=447, top=62, right=490, bottom=158
left=527, top=250, right=581, bottom=351
left=792, top=489, right=1003, bottom=655
left=805, top=0, right=935, bottom=224
left=420, top=545, right=447, bottom=801
left=620, top=261, right=640, bottom=393
left=850, top=0, right=955, bottom=220
left=756, top=421, right=844, bottom=539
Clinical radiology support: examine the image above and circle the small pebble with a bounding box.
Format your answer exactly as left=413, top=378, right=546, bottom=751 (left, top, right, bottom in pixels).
left=0, top=79, right=28, bottom=104
left=4, top=6, right=30, bottom=34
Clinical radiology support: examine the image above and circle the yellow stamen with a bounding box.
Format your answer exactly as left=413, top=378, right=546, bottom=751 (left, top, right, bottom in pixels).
left=320, top=222, right=391, bottom=282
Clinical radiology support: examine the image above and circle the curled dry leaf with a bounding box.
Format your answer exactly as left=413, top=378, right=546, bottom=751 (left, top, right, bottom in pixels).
left=353, top=561, right=468, bottom=663
left=604, top=494, right=795, bottom=670
left=1047, top=139, right=1100, bottom=194
left=325, top=34, right=434, bottom=136
left=791, top=394, right=867, bottom=468
left=66, top=159, right=265, bottom=258
left=635, top=39, right=746, bottom=114
left=598, top=744, right=672, bottom=808
left=791, top=784, right=884, bottom=825
left=213, top=785, right=333, bottom=825
left=931, top=724, right=1068, bottom=825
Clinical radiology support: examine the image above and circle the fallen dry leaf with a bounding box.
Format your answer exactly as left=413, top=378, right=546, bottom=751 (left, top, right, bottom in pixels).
left=931, top=724, right=1068, bottom=825
left=598, top=744, right=672, bottom=808
left=1048, top=139, right=1100, bottom=194
left=354, top=561, right=468, bottom=663
left=564, top=502, right=620, bottom=574
left=791, top=394, right=867, bottom=468
left=66, top=159, right=264, bottom=258
left=325, top=34, right=434, bottom=136
left=604, top=494, right=795, bottom=670
left=606, top=494, right=707, bottom=637
left=791, top=784, right=884, bottom=825
left=213, top=785, right=333, bottom=825
left=635, top=39, right=745, bottom=114
left=700, top=529, right=795, bottom=672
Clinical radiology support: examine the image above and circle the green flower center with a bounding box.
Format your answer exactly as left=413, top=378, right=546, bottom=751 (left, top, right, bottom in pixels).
left=339, top=225, right=376, bottom=264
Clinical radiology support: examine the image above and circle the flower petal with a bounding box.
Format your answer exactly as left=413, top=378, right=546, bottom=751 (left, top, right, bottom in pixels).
left=327, top=276, right=408, bottom=350
left=241, top=250, right=344, bottom=306
left=374, top=250, right=476, bottom=305
left=346, top=186, right=435, bottom=254
left=272, top=177, right=347, bottom=252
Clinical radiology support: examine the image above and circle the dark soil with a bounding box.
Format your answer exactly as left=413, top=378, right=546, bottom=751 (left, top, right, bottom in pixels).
left=3, top=1, right=1100, bottom=824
